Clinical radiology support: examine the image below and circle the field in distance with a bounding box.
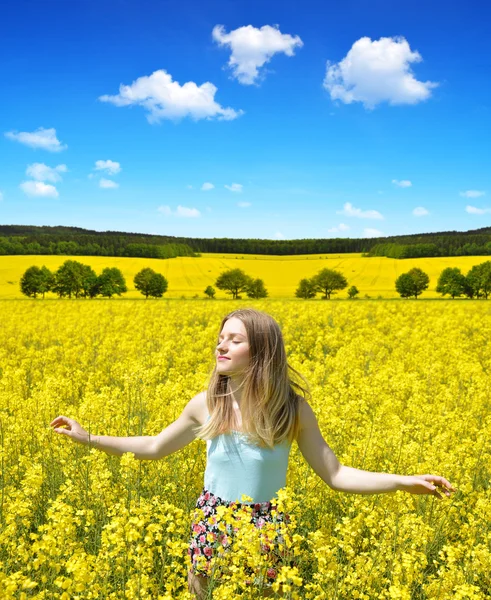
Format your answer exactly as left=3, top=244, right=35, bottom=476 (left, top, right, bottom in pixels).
left=0, top=252, right=487, bottom=300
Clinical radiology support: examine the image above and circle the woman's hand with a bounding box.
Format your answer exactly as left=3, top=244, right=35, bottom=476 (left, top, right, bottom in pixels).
left=399, top=474, right=456, bottom=499
left=50, top=416, right=91, bottom=445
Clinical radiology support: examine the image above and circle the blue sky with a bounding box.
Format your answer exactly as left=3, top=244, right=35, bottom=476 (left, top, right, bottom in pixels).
left=1, top=0, right=490, bottom=240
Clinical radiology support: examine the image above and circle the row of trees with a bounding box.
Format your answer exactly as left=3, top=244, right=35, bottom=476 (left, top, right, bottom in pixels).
left=2, top=224, right=491, bottom=258
left=20, top=262, right=169, bottom=299
left=293, top=262, right=491, bottom=300
left=394, top=263, right=491, bottom=299
left=19, top=260, right=491, bottom=300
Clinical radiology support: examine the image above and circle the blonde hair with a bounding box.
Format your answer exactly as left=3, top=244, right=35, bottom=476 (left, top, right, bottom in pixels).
left=194, top=308, right=311, bottom=448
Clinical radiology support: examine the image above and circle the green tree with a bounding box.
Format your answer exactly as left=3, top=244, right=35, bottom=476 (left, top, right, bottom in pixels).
left=395, top=273, right=416, bottom=298
left=148, top=273, right=168, bottom=298
left=52, top=260, right=87, bottom=298
left=347, top=285, right=359, bottom=299
left=97, top=267, right=127, bottom=298
left=215, top=269, right=253, bottom=299
left=20, top=265, right=53, bottom=298
left=134, top=268, right=157, bottom=298
left=295, top=278, right=316, bottom=299
left=80, top=264, right=98, bottom=298
left=246, top=278, right=268, bottom=299
left=436, top=267, right=466, bottom=299
left=312, top=268, right=348, bottom=299
left=466, top=261, right=491, bottom=299
left=204, top=285, right=216, bottom=299
left=407, top=267, right=430, bottom=298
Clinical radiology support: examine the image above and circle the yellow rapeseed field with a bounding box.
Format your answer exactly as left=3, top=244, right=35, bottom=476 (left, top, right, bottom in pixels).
left=0, top=299, right=490, bottom=598
left=0, top=253, right=487, bottom=299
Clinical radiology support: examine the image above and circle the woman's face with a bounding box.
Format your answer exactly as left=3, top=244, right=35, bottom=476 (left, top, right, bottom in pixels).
left=215, top=317, right=250, bottom=376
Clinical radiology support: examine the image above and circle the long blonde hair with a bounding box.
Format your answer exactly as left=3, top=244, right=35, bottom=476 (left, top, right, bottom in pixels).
left=194, top=308, right=311, bottom=448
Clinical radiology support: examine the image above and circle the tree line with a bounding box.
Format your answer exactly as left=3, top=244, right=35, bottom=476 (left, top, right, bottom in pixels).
left=366, top=241, right=491, bottom=259
left=0, top=235, right=196, bottom=260
left=2, top=224, right=491, bottom=259
left=20, top=260, right=491, bottom=300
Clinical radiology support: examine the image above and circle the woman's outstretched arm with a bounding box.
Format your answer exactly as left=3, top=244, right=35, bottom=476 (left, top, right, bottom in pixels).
left=296, top=400, right=456, bottom=499
left=50, top=391, right=205, bottom=460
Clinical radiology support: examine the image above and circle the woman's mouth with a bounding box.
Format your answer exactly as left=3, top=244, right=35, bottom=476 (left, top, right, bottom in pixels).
left=218, top=356, right=230, bottom=360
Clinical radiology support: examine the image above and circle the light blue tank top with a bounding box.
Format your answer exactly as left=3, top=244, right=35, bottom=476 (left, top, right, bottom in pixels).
left=203, top=415, right=292, bottom=503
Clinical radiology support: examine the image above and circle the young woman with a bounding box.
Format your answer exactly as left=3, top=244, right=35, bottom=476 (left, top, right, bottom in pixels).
left=50, top=308, right=456, bottom=599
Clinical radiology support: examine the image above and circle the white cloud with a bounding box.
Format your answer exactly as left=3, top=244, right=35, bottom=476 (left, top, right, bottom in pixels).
left=466, top=205, right=491, bottom=215
left=225, top=183, right=243, bottom=192
left=99, top=178, right=119, bottom=189
left=26, top=163, right=67, bottom=182
left=413, top=207, right=429, bottom=216
left=95, top=160, right=121, bottom=175
left=336, top=202, right=384, bottom=219
left=212, top=24, right=303, bottom=85
left=364, top=228, right=384, bottom=237
left=187, top=185, right=194, bottom=189
left=20, top=181, right=59, bottom=198
left=323, top=36, right=438, bottom=109
left=237, top=201, right=251, bottom=208
left=327, top=223, right=350, bottom=233
left=5, top=127, right=67, bottom=152
left=460, top=190, right=485, bottom=198
left=176, top=205, right=200, bottom=217
left=99, top=69, right=243, bottom=123
left=158, top=205, right=201, bottom=218
left=392, top=179, right=412, bottom=188
left=201, top=182, right=214, bottom=191
left=274, top=231, right=285, bottom=239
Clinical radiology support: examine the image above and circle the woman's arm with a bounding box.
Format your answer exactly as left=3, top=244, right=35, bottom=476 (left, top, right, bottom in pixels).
left=296, top=400, right=455, bottom=499
left=50, top=391, right=206, bottom=460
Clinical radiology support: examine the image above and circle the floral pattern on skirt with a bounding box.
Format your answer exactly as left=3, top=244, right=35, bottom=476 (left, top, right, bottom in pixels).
left=188, top=487, right=293, bottom=587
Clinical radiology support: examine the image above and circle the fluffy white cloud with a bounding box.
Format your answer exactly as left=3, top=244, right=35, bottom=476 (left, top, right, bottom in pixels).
left=201, top=182, right=215, bottom=191
left=95, top=160, right=121, bottom=175
left=237, top=201, right=251, bottom=208
left=392, top=179, right=412, bottom=187
left=274, top=231, right=285, bottom=239
left=26, top=163, right=67, bottom=182
left=158, top=205, right=201, bottom=218
left=413, top=207, right=429, bottom=216
left=324, top=36, right=438, bottom=109
left=212, top=24, right=303, bottom=85
left=460, top=190, right=485, bottom=198
left=99, top=69, right=243, bottom=123
left=364, top=228, right=384, bottom=237
left=5, top=127, right=67, bottom=152
left=336, top=202, right=384, bottom=219
left=466, top=205, right=491, bottom=215
left=20, top=181, right=59, bottom=197
left=99, top=178, right=119, bottom=189
left=327, top=223, right=350, bottom=233
left=225, top=183, right=243, bottom=192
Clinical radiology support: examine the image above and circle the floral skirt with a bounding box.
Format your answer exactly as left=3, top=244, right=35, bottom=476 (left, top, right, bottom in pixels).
left=188, top=487, right=293, bottom=587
